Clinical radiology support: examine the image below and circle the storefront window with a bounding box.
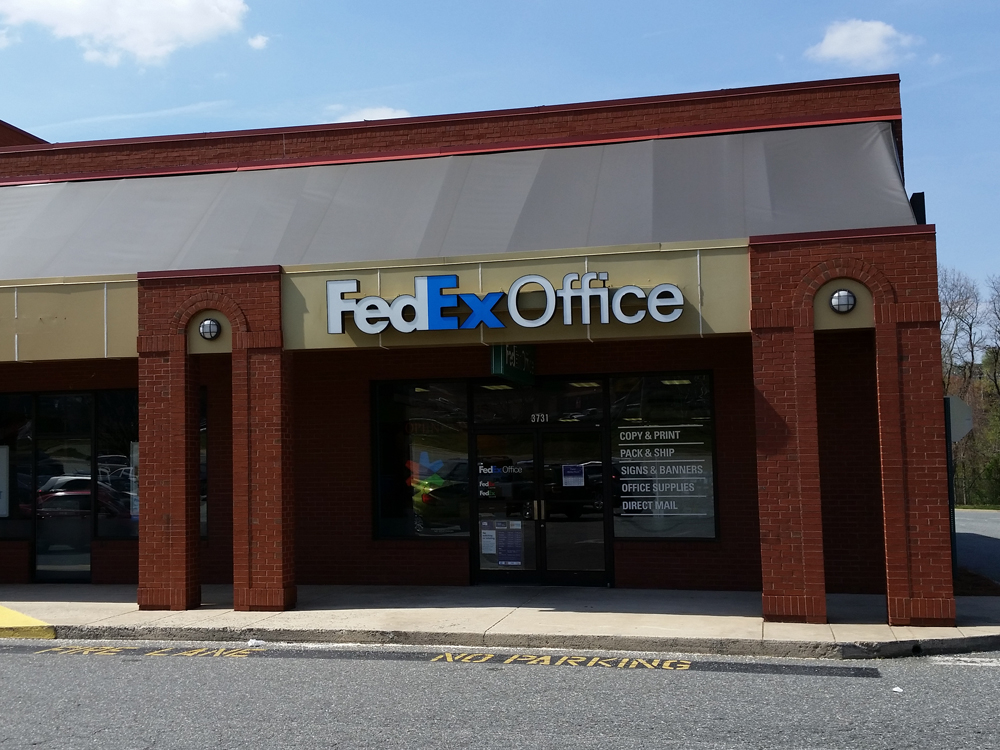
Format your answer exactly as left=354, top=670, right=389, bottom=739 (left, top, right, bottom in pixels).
left=0, top=394, right=33, bottom=539
left=374, top=381, right=469, bottom=538
left=610, top=374, right=716, bottom=538
left=0, top=390, right=140, bottom=543
left=96, top=390, right=139, bottom=539
left=375, top=374, right=716, bottom=542
left=474, top=379, right=604, bottom=426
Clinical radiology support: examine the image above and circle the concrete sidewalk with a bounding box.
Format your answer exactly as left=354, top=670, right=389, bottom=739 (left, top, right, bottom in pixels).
left=2, top=585, right=1000, bottom=659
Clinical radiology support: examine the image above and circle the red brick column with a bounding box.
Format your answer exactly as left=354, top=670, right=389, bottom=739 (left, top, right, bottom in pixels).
left=750, top=229, right=954, bottom=627
left=875, top=305, right=955, bottom=625
left=750, top=309, right=827, bottom=623
left=137, top=266, right=295, bottom=612
left=137, top=332, right=200, bottom=610
left=232, top=338, right=296, bottom=612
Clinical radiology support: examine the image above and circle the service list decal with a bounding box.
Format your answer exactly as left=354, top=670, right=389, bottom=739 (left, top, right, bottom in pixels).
left=615, top=424, right=713, bottom=520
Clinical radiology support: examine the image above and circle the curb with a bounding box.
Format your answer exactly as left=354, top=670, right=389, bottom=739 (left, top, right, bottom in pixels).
left=0, top=604, right=56, bottom=639
left=0, top=625, right=56, bottom=640
left=50, top=625, right=1000, bottom=660
left=0, top=625, right=56, bottom=639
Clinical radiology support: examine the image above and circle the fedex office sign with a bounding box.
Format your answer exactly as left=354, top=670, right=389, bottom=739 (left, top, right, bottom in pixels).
left=327, top=272, right=684, bottom=335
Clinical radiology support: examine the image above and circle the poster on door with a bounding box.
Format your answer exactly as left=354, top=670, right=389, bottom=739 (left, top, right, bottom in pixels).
left=480, top=520, right=497, bottom=555
left=495, top=520, right=523, bottom=566
left=562, top=464, right=584, bottom=487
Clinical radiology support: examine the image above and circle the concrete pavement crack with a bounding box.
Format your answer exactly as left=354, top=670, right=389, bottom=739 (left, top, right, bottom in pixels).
left=481, top=587, right=553, bottom=644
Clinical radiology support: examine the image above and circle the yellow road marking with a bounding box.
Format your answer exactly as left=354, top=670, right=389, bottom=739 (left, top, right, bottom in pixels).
left=0, top=604, right=55, bottom=639
left=34, top=646, right=138, bottom=656
left=440, top=652, right=692, bottom=670
left=34, top=645, right=266, bottom=657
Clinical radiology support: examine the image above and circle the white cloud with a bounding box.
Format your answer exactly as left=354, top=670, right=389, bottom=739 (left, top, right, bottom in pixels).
left=805, top=19, right=919, bottom=71
left=247, top=33, right=267, bottom=50
left=334, top=106, right=412, bottom=123
left=0, top=0, right=247, bottom=66
left=0, top=26, right=15, bottom=48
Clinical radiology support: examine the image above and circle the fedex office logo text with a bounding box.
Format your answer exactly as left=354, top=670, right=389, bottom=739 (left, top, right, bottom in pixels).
left=327, top=273, right=684, bottom=335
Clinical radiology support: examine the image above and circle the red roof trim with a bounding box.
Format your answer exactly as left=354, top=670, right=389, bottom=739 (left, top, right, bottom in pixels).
left=138, top=265, right=281, bottom=280
left=0, top=111, right=902, bottom=188
left=0, top=118, right=47, bottom=146
left=750, top=225, right=935, bottom=246
left=0, top=74, right=899, bottom=155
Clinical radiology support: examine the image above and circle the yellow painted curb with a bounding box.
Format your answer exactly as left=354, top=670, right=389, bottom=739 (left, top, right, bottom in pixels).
left=0, top=605, right=56, bottom=639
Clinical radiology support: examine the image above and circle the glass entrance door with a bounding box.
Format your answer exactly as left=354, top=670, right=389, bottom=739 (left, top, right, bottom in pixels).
left=476, top=433, right=537, bottom=574
left=540, top=431, right=605, bottom=582
left=475, top=430, right=607, bottom=584
left=35, top=394, right=93, bottom=582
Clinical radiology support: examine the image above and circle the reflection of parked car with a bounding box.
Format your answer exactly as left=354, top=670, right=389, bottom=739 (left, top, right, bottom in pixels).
left=36, top=475, right=92, bottom=496
left=25, top=475, right=129, bottom=551
left=26, top=476, right=129, bottom=518
left=98, top=454, right=129, bottom=469
left=105, top=466, right=137, bottom=493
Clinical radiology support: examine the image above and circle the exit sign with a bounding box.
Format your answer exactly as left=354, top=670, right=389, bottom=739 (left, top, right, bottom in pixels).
left=490, top=345, right=536, bottom=386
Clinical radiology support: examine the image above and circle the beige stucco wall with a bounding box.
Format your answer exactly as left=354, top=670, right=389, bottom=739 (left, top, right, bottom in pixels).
left=0, top=239, right=755, bottom=361
left=0, top=276, right=138, bottom=362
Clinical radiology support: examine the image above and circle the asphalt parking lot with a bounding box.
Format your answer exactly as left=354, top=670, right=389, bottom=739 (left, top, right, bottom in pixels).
left=2, top=639, right=999, bottom=749
left=956, top=509, right=1000, bottom=583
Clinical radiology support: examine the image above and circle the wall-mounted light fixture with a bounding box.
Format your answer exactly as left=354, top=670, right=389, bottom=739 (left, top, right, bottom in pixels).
left=198, top=318, right=222, bottom=340
left=829, top=289, right=857, bottom=314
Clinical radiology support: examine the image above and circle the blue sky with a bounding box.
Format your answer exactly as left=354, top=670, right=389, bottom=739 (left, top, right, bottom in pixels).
left=0, top=1, right=996, bottom=280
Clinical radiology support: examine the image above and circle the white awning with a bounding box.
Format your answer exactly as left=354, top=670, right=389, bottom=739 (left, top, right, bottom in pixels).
left=0, top=121, right=915, bottom=279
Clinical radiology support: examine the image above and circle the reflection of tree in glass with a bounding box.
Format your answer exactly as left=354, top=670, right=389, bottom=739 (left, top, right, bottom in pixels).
left=541, top=381, right=604, bottom=424
left=474, top=384, right=533, bottom=424
left=612, top=375, right=711, bottom=424
left=97, top=391, right=139, bottom=460
left=0, top=403, right=30, bottom=447
left=38, top=395, right=91, bottom=436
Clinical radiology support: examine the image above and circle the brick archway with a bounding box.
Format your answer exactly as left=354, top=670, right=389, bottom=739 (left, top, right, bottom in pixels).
left=175, top=291, right=250, bottom=337
left=795, top=258, right=896, bottom=307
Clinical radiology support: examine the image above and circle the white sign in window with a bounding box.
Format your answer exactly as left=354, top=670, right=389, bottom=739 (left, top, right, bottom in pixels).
left=562, top=464, right=585, bottom=487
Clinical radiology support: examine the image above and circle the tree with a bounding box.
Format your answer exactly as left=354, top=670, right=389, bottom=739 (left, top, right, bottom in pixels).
left=939, top=266, right=983, bottom=398
left=939, top=266, right=1000, bottom=506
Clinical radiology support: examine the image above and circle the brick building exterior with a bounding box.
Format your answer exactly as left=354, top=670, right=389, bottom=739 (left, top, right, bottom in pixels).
left=0, top=75, right=954, bottom=625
